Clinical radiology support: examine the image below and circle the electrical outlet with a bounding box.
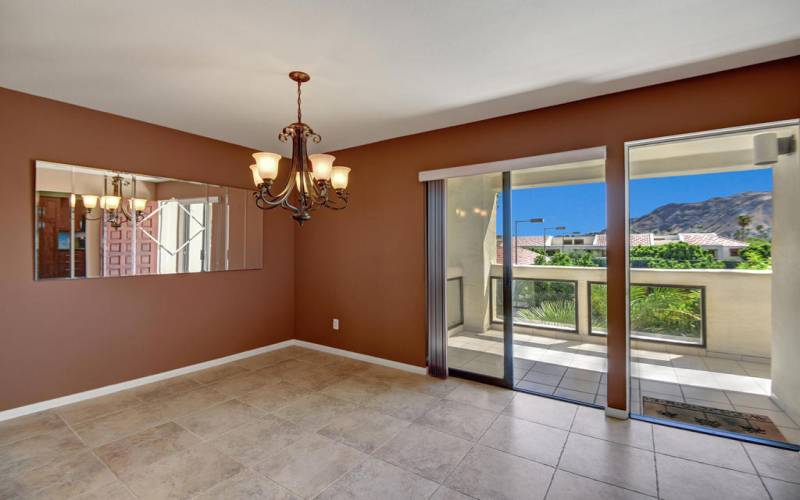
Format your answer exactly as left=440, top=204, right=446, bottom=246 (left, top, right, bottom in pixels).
left=332, top=318, right=340, bottom=331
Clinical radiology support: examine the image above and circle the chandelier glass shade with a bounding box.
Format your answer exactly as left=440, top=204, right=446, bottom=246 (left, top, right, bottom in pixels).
left=249, top=71, right=350, bottom=225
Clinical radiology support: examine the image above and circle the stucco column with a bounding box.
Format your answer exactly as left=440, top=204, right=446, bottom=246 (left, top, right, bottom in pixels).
left=770, top=130, right=800, bottom=418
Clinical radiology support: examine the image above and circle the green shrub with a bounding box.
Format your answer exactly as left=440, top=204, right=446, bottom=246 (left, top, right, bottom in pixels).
left=534, top=250, right=600, bottom=267
left=590, top=283, right=702, bottom=340
left=630, top=242, right=723, bottom=269
left=737, top=238, right=771, bottom=270
left=518, top=300, right=576, bottom=327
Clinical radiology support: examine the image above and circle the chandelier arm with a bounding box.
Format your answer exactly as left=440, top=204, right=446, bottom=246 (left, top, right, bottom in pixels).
left=311, top=182, right=330, bottom=211
left=304, top=178, right=326, bottom=211
left=119, top=204, right=132, bottom=221
left=266, top=176, right=294, bottom=200
left=297, top=182, right=313, bottom=214
left=254, top=195, right=283, bottom=210
left=324, top=190, right=350, bottom=210
left=325, top=200, right=348, bottom=210
left=255, top=186, right=292, bottom=208
left=281, top=196, right=300, bottom=213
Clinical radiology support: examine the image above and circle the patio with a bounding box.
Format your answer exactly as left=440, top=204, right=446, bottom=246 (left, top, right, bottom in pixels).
left=447, top=330, right=800, bottom=444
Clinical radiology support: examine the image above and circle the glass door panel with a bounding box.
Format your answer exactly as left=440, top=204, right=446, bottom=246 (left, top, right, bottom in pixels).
left=446, top=171, right=508, bottom=382
left=511, top=160, right=607, bottom=406
left=627, top=123, right=800, bottom=448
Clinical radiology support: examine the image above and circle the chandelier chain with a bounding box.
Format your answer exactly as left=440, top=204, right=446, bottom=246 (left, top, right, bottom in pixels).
left=296, top=81, right=302, bottom=123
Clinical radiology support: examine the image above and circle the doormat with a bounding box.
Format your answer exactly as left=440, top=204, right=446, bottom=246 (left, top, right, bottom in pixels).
left=642, top=396, right=787, bottom=442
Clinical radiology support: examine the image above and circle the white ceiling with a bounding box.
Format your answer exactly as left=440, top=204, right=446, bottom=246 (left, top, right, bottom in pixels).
left=2, top=1, right=799, bottom=153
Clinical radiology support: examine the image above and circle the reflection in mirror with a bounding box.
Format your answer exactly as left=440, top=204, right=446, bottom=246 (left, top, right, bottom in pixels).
left=34, top=161, right=263, bottom=280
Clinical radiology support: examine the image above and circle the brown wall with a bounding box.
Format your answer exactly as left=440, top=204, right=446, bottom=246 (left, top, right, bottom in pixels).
left=3, top=57, right=800, bottom=412
left=295, top=57, right=800, bottom=409
left=0, top=88, right=295, bottom=411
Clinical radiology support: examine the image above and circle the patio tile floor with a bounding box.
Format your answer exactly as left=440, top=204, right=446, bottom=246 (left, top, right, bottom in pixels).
left=448, top=330, right=800, bottom=444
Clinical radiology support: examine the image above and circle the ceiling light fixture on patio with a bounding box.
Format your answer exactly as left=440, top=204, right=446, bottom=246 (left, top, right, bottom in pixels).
left=248, top=71, right=351, bottom=225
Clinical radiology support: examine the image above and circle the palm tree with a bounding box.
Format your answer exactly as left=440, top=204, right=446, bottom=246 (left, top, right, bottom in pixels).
left=735, top=214, right=752, bottom=240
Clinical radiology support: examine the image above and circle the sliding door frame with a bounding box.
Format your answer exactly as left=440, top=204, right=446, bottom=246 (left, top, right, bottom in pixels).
left=624, top=119, right=800, bottom=451
left=424, top=146, right=608, bottom=397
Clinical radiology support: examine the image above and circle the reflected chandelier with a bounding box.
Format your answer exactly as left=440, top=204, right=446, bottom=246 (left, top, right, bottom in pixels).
left=248, top=71, right=350, bottom=225
left=82, top=174, right=147, bottom=229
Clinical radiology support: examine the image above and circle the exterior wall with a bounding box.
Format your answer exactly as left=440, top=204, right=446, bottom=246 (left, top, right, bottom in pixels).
left=482, top=265, right=772, bottom=359
left=0, top=87, right=295, bottom=411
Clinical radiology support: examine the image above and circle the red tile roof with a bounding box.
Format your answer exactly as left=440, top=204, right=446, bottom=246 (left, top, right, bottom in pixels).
left=585, top=233, right=745, bottom=248
left=496, top=242, right=540, bottom=265
left=678, top=233, right=748, bottom=248
left=592, top=233, right=653, bottom=246
left=512, top=235, right=547, bottom=247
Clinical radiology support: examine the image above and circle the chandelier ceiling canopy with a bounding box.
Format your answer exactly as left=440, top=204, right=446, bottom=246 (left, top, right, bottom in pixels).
left=249, top=71, right=350, bottom=225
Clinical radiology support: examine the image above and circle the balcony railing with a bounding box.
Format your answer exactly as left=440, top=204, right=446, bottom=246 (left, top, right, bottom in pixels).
left=446, top=277, right=463, bottom=329
left=490, top=277, right=578, bottom=332
left=589, top=282, right=706, bottom=346
left=476, top=263, right=771, bottom=358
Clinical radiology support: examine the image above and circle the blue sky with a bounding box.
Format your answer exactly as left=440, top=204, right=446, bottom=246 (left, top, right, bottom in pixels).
left=503, top=169, right=772, bottom=236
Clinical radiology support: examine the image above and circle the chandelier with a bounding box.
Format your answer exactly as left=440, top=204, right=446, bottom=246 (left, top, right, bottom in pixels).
left=81, top=174, right=147, bottom=228
left=248, top=71, right=350, bottom=225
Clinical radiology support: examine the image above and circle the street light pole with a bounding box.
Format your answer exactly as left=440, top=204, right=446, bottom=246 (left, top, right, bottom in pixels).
left=514, top=218, right=544, bottom=264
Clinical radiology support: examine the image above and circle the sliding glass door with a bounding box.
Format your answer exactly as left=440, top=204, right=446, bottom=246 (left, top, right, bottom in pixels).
left=509, top=160, right=607, bottom=405
left=445, top=170, right=511, bottom=385
left=626, top=121, right=800, bottom=448
left=442, top=149, right=609, bottom=408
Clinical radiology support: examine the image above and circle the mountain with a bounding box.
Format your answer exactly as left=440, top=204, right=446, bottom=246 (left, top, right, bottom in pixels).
left=629, top=191, right=772, bottom=239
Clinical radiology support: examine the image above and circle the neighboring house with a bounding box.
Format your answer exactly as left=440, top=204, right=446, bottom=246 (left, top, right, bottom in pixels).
left=507, top=232, right=748, bottom=262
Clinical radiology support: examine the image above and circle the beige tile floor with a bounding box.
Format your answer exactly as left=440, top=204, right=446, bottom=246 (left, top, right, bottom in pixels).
left=1, top=345, right=798, bottom=499
left=448, top=330, right=800, bottom=444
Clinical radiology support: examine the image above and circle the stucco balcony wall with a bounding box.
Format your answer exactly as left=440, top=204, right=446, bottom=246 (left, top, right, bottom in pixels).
left=472, top=264, right=772, bottom=359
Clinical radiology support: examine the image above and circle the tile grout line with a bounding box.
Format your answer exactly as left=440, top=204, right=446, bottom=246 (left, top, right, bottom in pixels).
left=542, top=403, right=577, bottom=499
left=652, top=449, right=768, bottom=478
left=549, top=466, right=660, bottom=499
left=82, top=354, right=310, bottom=499
left=651, top=422, right=660, bottom=500
left=308, top=440, right=372, bottom=500
left=433, top=391, right=513, bottom=497
left=552, top=408, right=664, bottom=498
left=83, top=357, right=312, bottom=448
left=741, top=442, right=775, bottom=500
left=311, top=386, right=455, bottom=500
left=217, top=376, right=365, bottom=500
left=55, top=412, right=142, bottom=500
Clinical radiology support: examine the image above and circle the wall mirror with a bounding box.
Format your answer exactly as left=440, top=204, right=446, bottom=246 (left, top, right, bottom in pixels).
left=34, top=161, right=263, bottom=280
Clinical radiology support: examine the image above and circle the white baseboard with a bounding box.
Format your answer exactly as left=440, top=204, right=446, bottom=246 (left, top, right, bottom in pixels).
left=0, top=339, right=426, bottom=422
left=294, top=340, right=427, bottom=375
left=605, top=406, right=629, bottom=420
left=0, top=339, right=294, bottom=422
